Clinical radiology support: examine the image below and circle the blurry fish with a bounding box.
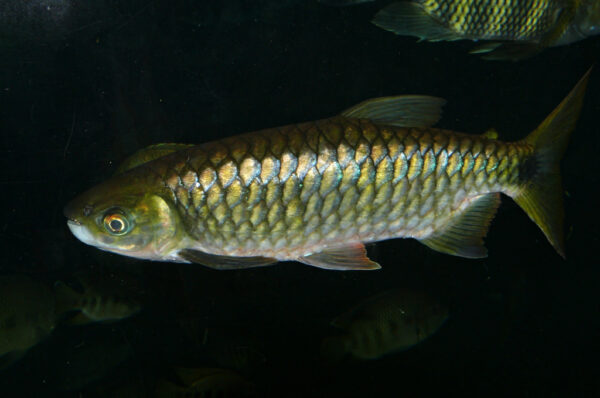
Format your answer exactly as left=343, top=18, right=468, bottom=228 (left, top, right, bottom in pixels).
left=155, top=367, right=257, bottom=397
left=321, top=289, right=448, bottom=360
left=54, top=273, right=142, bottom=324
left=0, top=274, right=57, bottom=369
left=372, top=0, right=600, bottom=60
left=202, top=328, right=267, bottom=373
left=64, top=69, right=590, bottom=270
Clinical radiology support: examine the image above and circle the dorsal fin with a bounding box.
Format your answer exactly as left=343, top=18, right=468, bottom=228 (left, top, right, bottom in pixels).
left=341, top=95, right=446, bottom=127
left=115, top=143, right=195, bottom=174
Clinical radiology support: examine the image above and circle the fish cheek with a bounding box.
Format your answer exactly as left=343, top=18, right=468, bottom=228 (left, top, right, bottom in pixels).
left=147, top=195, right=180, bottom=251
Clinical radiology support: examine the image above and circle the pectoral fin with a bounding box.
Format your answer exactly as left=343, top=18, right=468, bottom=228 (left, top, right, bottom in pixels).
left=297, top=243, right=381, bottom=270
left=420, top=193, right=501, bottom=258
left=178, top=249, right=278, bottom=270
left=372, top=2, right=462, bottom=42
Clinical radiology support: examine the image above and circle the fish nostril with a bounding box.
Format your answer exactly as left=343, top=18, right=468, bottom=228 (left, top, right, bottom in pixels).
left=83, top=205, right=94, bottom=217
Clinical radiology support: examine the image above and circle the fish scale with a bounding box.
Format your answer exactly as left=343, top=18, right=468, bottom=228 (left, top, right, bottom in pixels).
left=151, top=117, right=526, bottom=259
left=421, top=0, right=560, bottom=39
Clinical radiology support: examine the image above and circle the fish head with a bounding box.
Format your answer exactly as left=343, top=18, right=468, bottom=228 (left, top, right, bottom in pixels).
left=64, top=173, right=182, bottom=261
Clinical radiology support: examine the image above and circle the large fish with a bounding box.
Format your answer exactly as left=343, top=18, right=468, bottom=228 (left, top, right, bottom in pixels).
left=371, top=0, right=600, bottom=60
left=64, top=69, right=591, bottom=270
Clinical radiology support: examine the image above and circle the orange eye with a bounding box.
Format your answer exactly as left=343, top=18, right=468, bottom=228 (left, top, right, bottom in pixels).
left=103, top=213, right=129, bottom=235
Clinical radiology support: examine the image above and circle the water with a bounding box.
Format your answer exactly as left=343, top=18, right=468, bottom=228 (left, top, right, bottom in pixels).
left=1, top=0, right=598, bottom=396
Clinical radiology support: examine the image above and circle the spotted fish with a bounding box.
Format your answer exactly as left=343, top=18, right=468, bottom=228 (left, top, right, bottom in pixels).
left=64, top=69, right=591, bottom=270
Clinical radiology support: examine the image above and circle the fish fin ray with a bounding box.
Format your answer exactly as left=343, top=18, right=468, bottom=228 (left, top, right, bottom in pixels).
left=371, top=2, right=462, bottom=42
left=420, top=193, right=501, bottom=258
left=115, top=143, right=194, bottom=174
left=298, top=243, right=381, bottom=270
left=178, top=249, right=278, bottom=269
left=514, top=67, right=592, bottom=258
left=342, top=95, right=446, bottom=127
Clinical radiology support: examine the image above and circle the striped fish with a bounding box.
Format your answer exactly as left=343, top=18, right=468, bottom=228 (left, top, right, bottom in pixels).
left=321, top=289, right=448, bottom=360
left=64, top=69, right=591, bottom=270
left=371, top=0, right=600, bottom=59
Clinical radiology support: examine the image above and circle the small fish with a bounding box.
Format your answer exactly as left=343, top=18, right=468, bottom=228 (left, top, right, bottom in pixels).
left=0, top=274, right=57, bottom=369
left=64, top=69, right=591, bottom=270
left=321, top=289, right=449, bottom=360
left=371, top=0, right=600, bottom=60
left=54, top=277, right=141, bottom=324
left=155, top=367, right=257, bottom=397
left=202, top=328, right=267, bottom=373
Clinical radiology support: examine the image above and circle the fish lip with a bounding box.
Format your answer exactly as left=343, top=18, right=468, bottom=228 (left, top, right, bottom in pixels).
left=67, top=218, right=81, bottom=226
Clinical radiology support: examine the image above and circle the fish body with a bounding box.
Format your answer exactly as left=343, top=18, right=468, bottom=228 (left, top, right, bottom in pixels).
left=372, top=0, right=600, bottom=59
left=64, top=69, right=591, bottom=270
left=321, top=289, right=449, bottom=360
left=54, top=280, right=141, bottom=323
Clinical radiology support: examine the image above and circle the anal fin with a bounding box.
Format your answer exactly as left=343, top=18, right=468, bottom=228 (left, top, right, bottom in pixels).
left=298, top=243, right=381, bottom=270
left=178, top=249, right=278, bottom=270
left=420, top=193, right=501, bottom=258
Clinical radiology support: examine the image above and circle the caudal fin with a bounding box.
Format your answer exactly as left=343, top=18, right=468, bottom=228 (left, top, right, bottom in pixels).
left=514, top=67, right=592, bottom=258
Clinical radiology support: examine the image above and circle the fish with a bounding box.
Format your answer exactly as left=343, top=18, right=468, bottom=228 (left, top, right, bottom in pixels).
left=0, top=274, right=58, bottom=369
left=371, top=0, right=600, bottom=60
left=64, top=68, right=591, bottom=271
left=321, top=289, right=449, bottom=360
left=54, top=272, right=142, bottom=324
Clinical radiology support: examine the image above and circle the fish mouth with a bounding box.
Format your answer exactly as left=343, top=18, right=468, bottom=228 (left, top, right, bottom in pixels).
left=66, top=219, right=97, bottom=247
left=67, top=218, right=81, bottom=226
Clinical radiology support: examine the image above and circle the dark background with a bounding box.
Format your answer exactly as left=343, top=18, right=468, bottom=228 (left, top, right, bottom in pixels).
left=0, top=0, right=598, bottom=396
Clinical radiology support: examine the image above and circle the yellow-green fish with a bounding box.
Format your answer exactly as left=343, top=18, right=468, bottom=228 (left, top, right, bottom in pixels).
left=321, top=289, right=449, bottom=360
left=54, top=280, right=141, bottom=324
left=371, top=0, right=600, bottom=60
left=64, top=69, right=591, bottom=270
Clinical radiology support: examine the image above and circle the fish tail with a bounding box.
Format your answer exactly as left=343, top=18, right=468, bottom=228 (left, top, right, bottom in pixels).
left=513, top=68, right=592, bottom=258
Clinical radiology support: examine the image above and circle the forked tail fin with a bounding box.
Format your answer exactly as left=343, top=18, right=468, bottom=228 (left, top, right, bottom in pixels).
left=514, top=67, right=592, bottom=258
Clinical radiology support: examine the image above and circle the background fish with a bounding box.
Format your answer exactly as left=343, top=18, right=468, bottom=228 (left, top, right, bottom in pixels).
left=64, top=69, right=590, bottom=270
left=54, top=269, right=143, bottom=324
left=0, top=275, right=57, bottom=369
left=371, top=0, right=600, bottom=59
left=321, top=289, right=449, bottom=360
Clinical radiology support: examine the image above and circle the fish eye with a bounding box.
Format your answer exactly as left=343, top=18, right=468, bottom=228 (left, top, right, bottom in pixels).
left=103, top=211, right=130, bottom=235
